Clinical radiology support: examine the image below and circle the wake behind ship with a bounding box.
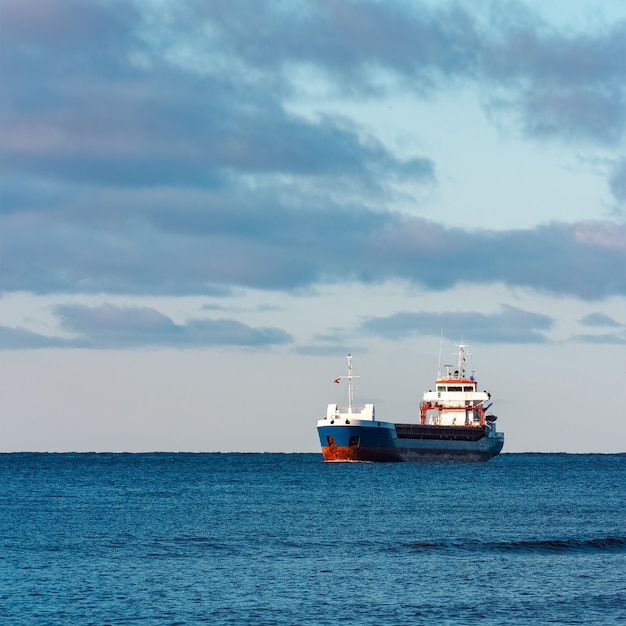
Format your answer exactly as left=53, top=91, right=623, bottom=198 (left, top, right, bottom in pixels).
left=316, top=345, right=504, bottom=462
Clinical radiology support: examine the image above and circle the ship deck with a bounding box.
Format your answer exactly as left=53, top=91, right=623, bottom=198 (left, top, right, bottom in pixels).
left=394, top=423, right=487, bottom=441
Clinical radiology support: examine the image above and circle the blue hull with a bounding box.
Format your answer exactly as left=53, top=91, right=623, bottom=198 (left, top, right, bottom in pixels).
left=318, top=422, right=504, bottom=462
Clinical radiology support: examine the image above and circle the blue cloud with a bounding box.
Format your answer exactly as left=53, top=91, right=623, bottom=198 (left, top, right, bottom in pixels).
left=1, top=198, right=623, bottom=299
left=608, top=157, right=625, bottom=209
left=2, top=0, right=621, bottom=191
left=0, top=326, right=72, bottom=350
left=0, top=0, right=622, bottom=304
left=580, top=313, right=622, bottom=327
left=360, top=305, right=553, bottom=343
left=0, top=304, right=293, bottom=350
left=571, top=333, right=626, bottom=344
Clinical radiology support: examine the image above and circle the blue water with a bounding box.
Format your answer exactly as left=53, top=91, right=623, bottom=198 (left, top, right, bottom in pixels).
left=1, top=453, right=624, bottom=625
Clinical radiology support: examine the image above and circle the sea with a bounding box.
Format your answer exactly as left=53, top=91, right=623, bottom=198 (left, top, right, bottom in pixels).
left=0, top=453, right=624, bottom=625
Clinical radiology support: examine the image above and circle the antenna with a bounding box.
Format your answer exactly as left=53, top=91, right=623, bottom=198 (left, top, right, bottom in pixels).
left=347, top=353, right=353, bottom=412
left=437, top=327, right=443, bottom=378
left=336, top=354, right=360, bottom=413
left=454, top=342, right=470, bottom=379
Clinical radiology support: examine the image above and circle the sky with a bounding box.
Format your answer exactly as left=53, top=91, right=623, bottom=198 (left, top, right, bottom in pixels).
left=0, top=0, right=624, bottom=453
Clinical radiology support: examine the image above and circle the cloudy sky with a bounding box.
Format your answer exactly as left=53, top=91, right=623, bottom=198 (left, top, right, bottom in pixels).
left=0, top=0, right=624, bottom=453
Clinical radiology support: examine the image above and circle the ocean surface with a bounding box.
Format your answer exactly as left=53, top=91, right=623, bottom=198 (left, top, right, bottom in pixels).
left=0, top=453, right=624, bottom=625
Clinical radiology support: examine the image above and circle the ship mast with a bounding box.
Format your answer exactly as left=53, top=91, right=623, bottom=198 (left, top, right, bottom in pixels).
left=340, top=354, right=359, bottom=413
left=347, top=354, right=354, bottom=412
left=455, top=343, right=468, bottom=379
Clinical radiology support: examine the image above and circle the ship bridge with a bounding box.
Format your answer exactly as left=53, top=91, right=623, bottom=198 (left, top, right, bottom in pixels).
left=421, top=343, right=492, bottom=427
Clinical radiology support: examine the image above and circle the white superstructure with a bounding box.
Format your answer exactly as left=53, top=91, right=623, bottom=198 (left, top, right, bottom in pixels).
left=420, top=343, right=494, bottom=427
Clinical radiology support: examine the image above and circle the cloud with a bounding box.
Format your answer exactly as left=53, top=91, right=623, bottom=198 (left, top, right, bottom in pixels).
left=2, top=0, right=621, bottom=181
left=0, top=0, right=132, bottom=49
left=2, top=191, right=623, bottom=299
left=56, top=303, right=293, bottom=348
left=0, top=0, right=622, bottom=304
left=199, top=0, right=483, bottom=87
left=2, top=77, right=430, bottom=188
left=0, top=326, right=71, bottom=350
left=571, top=333, right=626, bottom=344
left=186, top=0, right=624, bottom=146
left=580, top=313, right=622, bottom=328
left=608, top=157, right=625, bottom=208
left=482, top=11, right=624, bottom=146
left=0, top=304, right=293, bottom=349
left=2, top=0, right=620, bottom=192
left=513, top=85, right=623, bottom=145
left=360, top=305, right=553, bottom=343
left=574, top=313, right=626, bottom=343
left=1, top=0, right=436, bottom=189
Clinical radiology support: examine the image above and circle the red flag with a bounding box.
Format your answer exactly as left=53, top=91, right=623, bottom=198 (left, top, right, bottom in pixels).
left=334, top=378, right=341, bottom=384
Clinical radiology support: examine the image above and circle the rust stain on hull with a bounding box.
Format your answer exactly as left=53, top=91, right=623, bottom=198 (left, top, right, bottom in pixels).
left=321, top=445, right=402, bottom=462
left=321, top=445, right=362, bottom=461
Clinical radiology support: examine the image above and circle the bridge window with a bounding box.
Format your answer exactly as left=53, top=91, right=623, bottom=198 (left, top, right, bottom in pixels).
left=448, top=386, right=463, bottom=391
left=464, top=386, right=475, bottom=391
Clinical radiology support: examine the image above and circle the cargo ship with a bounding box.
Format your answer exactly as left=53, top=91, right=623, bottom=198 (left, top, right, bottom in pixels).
left=316, top=345, right=504, bottom=462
